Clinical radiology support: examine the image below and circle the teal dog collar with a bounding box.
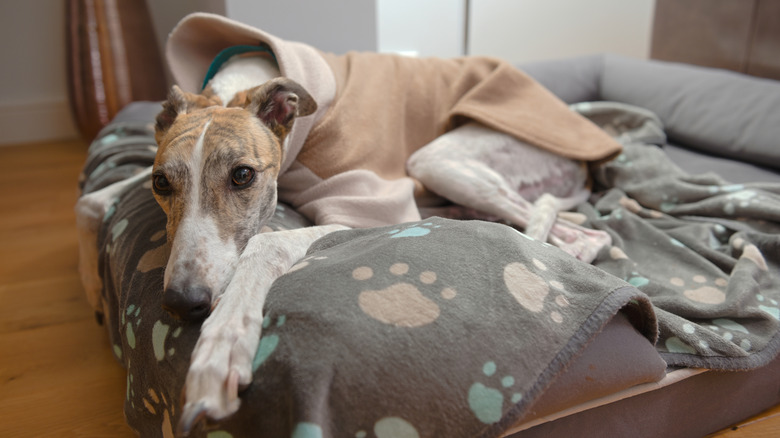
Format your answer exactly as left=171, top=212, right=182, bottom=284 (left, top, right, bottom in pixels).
left=201, top=45, right=277, bottom=91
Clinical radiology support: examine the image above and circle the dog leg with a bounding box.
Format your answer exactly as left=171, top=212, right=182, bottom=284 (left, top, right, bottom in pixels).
left=525, top=190, right=587, bottom=241
left=503, top=183, right=611, bottom=262
left=178, top=223, right=348, bottom=435
left=528, top=191, right=611, bottom=262
left=75, top=167, right=153, bottom=318
left=408, top=123, right=610, bottom=262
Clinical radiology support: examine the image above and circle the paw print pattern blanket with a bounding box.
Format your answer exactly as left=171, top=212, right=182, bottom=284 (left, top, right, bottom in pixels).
left=79, top=102, right=780, bottom=437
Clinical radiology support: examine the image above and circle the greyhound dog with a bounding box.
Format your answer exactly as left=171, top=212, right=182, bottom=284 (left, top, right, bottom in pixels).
left=76, top=14, right=619, bottom=436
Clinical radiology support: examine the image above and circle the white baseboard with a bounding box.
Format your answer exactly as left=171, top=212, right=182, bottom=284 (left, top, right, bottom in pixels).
left=0, top=99, right=79, bottom=146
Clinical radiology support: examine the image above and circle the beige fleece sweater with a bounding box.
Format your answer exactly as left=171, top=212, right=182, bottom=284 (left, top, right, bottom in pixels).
left=167, top=13, right=621, bottom=228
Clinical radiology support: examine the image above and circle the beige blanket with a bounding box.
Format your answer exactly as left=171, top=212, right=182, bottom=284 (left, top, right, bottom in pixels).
left=305, top=52, right=620, bottom=181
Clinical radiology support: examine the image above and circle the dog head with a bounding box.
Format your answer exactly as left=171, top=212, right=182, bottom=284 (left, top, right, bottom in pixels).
left=152, top=78, right=316, bottom=321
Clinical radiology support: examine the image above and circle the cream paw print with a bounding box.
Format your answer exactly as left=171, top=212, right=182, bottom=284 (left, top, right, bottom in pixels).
left=136, top=229, right=169, bottom=273
left=467, top=360, right=522, bottom=424
left=353, top=262, right=457, bottom=327
left=287, top=254, right=329, bottom=274
left=136, top=386, right=177, bottom=437
left=387, top=221, right=441, bottom=239
left=503, top=259, right=571, bottom=324
left=669, top=274, right=728, bottom=305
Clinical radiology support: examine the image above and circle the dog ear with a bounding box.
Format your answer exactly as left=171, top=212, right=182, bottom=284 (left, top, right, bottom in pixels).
left=246, top=78, right=317, bottom=140
left=155, top=86, right=222, bottom=142
left=155, top=86, right=188, bottom=140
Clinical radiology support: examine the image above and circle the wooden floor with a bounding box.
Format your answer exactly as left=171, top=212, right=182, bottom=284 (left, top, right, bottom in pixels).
left=0, top=139, right=777, bottom=437
left=0, top=140, right=134, bottom=437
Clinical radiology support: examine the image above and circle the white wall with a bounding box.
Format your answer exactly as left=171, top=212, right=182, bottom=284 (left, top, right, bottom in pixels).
left=469, top=0, right=656, bottom=63
left=147, top=0, right=225, bottom=63
left=146, top=0, right=225, bottom=87
left=225, top=0, right=376, bottom=54
left=377, top=0, right=465, bottom=58
left=0, top=0, right=657, bottom=145
left=0, top=0, right=77, bottom=145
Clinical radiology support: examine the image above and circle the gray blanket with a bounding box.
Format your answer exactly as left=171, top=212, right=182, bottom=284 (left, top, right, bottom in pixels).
left=79, top=102, right=779, bottom=438
left=579, top=102, right=780, bottom=370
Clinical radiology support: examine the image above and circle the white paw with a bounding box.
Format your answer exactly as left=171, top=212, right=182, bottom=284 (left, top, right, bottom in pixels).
left=550, top=219, right=611, bottom=263
left=177, top=303, right=261, bottom=435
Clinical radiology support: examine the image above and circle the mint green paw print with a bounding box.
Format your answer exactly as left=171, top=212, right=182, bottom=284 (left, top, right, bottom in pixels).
left=706, top=318, right=755, bottom=351
left=626, top=270, right=650, bottom=289
left=103, top=197, right=120, bottom=222
left=387, top=222, right=441, bottom=238
left=123, top=304, right=142, bottom=350
left=468, top=361, right=522, bottom=424
left=757, top=294, right=779, bottom=320
left=291, top=422, right=322, bottom=438
left=151, top=320, right=183, bottom=361
left=660, top=194, right=680, bottom=213
left=610, top=152, right=635, bottom=168
left=722, top=188, right=761, bottom=216
left=252, top=314, right=286, bottom=372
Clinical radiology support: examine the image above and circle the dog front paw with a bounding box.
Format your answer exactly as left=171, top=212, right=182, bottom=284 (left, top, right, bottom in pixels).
left=177, top=307, right=261, bottom=435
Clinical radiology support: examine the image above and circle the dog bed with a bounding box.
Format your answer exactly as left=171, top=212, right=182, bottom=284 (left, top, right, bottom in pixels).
left=78, top=54, right=780, bottom=437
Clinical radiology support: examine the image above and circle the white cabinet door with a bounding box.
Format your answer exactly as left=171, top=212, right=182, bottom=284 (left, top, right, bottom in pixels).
left=377, top=0, right=467, bottom=58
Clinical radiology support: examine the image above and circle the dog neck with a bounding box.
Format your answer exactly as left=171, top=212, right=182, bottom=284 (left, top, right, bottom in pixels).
left=207, top=53, right=281, bottom=107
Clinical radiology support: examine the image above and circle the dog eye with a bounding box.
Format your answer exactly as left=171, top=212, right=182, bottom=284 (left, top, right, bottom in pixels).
left=231, top=166, right=255, bottom=187
left=153, top=173, right=172, bottom=194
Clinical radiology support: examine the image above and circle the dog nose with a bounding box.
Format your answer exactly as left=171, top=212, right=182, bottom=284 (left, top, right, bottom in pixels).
left=162, top=285, right=212, bottom=321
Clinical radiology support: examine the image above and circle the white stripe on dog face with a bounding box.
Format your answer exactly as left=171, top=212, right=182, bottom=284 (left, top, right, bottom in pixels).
left=163, top=120, right=239, bottom=297
left=188, top=119, right=209, bottom=220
